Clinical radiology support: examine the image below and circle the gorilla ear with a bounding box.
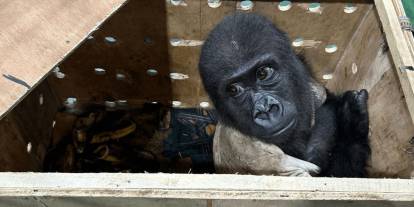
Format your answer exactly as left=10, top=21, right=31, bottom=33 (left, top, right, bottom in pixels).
left=309, top=79, right=326, bottom=109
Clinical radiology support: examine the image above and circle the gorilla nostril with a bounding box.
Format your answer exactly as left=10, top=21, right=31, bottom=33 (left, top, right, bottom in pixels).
left=270, top=104, right=280, bottom=113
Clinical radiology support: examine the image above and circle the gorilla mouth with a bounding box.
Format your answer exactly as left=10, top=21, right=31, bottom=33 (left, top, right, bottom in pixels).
left=270, top=118, right=296, bottom=136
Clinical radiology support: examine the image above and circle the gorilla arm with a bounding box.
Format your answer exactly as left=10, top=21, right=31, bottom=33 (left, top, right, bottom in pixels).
left=214, top=122, right=320, bottom=176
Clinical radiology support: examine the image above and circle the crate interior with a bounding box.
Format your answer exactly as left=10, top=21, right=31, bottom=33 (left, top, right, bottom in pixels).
left=1, top=0, right=413, bottom=178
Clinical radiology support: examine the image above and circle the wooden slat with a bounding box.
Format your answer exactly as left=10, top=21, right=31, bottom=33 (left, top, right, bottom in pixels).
left=0, top=0, right=128, bottom=119
left=0, top=173, right=414, bottom=201
left=0, top=197, right=411, bottom=207
left=374, top=0, right=414, bottom=126
left=326, top=7, right=414, bottom=177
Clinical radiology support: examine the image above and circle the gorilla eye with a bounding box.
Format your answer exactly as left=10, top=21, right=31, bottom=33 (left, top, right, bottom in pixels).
left=226, top=83, right=243, bottom=97
left=256, top=66, right=275, bottom=81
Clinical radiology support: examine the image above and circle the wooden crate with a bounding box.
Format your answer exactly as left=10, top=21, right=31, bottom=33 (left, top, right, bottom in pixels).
left=0, top=0, right=414, bottom=206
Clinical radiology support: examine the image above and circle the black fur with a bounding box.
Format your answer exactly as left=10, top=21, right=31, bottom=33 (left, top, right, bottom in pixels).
left=199, top=13, right=370, bottom=177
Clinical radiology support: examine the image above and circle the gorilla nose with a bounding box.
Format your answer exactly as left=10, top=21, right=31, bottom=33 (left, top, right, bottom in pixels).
left=253, top=95, right=281, bottom=120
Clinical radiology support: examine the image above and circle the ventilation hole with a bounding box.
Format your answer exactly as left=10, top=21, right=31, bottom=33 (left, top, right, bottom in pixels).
left=170, top=72, right=189, bottom=80
left=116, top=73, right=126, bottom=80
left=104, top=36, right=117, bottom=43
left=94, top=68, right=106, bottom=75
left=199, top=102, right=210, bottom=108
left=170, top=38, right=182, bottom=46
left=64, top=97, right=77, bottom=108
left=170, top=0, right=182, bottom=6
left=116, top=100, right=128, bottom=106
left=322, top=74, right=333, bottom=80
left=172, top=101, right=182, bottom=107
left=308, top=3, right=321, bottom=12
left=105, top=101, right=116, bottom=108
left=292, top=37, right=304, bottom=47
left=27, top=142, right=32, bottom=153
left=144, top=37, right=153, bottom=45
left=352, top=63, right=358, bottom=74
left=39, top=94, right=44, bottom=105
left=278, top=1, right=292, bottom=11
left=53, top=67, right=65, bottom=79
left=208, top=0, right=222, bottom=8
left=52, top=120, right=56, bottom=128
left=325, top=44, right=338, bottom=53
left=147, top=69, right=158, bottom=76
left=344, top=3, right=357, bottom=14
left=240, top=0, right=254, bottom=10
left=87, top=36, right=94, bottom=40
left=151, top=101, right=158, bottom=104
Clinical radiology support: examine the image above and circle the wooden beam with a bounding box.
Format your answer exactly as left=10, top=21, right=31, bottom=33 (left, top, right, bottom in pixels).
left=0, top=0, right=128, bottom=119
left=374, top=0, right=414, bottom=125
left=0, top=173, right=414, bottom=201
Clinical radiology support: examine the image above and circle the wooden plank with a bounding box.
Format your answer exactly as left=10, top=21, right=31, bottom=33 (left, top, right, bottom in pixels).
left=268, top=1, right=372, bottom=84
left=0, top=0, right=127, bottom=119
left=0, top=173, right=414, bottom=201
left=0, top=118, right=39, bottom=171
left=0, top=80, right=60, bottom=171
left=326, top=6, right=414, bottom=177
left=0, top=198, right=411, bottom=207
left=0, top=197, right=207, bottom=207
left=325, top=7, right=386, bottom=92
left=48, top=0, right=172, bottom=106
left=374, top=0, right=414, bottom=126
left=367, top=69, right=414, bottom=177
left=213, top=200, right=413, bottom=207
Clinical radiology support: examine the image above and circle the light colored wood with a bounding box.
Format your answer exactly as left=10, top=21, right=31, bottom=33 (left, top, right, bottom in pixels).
left=0, top=173, right=414, bottom=201
left=326, top=6, right=414, bottom=177
left=0, top=0, right=127, bottom=119
left=167, top=0, right=202, bottom=107
left=0, top=198, right=411, bottom=207
left=0, top=197, right=411, bottom=207
left=213, top=200, right=413, bottom=207
left=374, top=0, right=414, bottom=126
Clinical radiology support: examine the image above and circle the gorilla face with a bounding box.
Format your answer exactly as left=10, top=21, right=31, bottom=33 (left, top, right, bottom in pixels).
left=199, top=13, right=314, bottom=143
left=218, top=53, right=299, bottom=138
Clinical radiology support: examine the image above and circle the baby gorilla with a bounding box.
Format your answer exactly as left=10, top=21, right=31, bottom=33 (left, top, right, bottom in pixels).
left=199, top=13, right=370, bottom=177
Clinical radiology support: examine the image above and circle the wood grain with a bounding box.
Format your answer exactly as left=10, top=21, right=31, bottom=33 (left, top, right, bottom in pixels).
left=0, top=173, right=414, bottom=201
left=48, top=0, right=172, bottom=106
left=326, top=6, right=414, bottom=178
left=375, top=0, right=414, bottom=126
left=0, top=0, right=127, bottom=118
left=0, top=81, right=59, bottom=171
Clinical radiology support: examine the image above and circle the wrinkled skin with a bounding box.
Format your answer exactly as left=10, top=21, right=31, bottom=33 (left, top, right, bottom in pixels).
left=199, top=13, right=370, bottom=177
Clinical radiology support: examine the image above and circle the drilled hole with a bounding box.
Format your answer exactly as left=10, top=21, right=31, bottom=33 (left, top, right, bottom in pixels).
left=94, top=68, right=106, bottom=75
left=104, top=36, right=117, bottom=43
left=278, top=1, right=292, bottom=11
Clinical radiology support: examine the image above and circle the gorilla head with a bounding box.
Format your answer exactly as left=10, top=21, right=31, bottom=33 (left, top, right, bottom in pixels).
left=199, top=13, right=320, bottom=144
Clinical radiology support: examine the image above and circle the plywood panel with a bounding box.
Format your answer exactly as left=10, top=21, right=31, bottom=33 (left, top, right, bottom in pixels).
left=0, top=0, right=127, bottom=118
left=326, top=7, right=385, bottom=92
left=270, top=1, right=372, bottom=83
left=326, top=7, right=414, bottom=177
left=0, top=81, right=60, bottom=171
left=47, top=1, right=374, bottom=108
left=48, top=0, right=172, bottom=106
left=167, top=0, right=202, bottom=107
